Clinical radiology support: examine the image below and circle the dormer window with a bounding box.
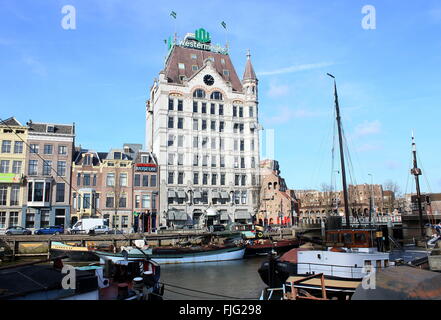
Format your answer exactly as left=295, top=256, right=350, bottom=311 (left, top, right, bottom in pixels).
left=114, top=152, right=121, bottom=160
left=193, top=89, right=206, bottom=99
left=192, top=65, right=198, bottom=71
left=221, top=58, right=225, bottom=65
left=223, top=70, right=229, bottom=76
left=47, top=125, right=54, bottom=133
left=84, top=154, right=91, bottom=166
left=178, top=63, right=185, bottom=70
left=210, top=91, right=223, bottom=100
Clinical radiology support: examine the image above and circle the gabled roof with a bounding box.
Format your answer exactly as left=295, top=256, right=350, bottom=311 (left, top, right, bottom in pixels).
left=163, top=45, right=243, bottom=92
left=28, top=122, right=74, bottom=135
left=1, top=117, right=23, bottom=127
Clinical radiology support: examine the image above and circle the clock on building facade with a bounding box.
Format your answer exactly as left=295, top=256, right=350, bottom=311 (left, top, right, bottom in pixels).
left=203, top=74, right=214, bottom=86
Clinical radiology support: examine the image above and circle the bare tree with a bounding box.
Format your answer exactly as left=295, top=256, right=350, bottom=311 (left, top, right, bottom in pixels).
left=383, top=180, right=401, bottom=214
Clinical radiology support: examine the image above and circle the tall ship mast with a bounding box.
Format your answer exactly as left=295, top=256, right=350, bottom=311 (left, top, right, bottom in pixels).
left=410, top=133, right=425, bottom=237
left=327, top=74, right=351, bottom=228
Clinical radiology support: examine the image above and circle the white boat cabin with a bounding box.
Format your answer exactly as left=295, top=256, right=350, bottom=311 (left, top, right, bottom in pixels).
left=298, top=230, right=391, bottom=279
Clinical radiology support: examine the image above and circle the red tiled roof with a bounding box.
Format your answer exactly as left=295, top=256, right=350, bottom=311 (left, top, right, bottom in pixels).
left=163, top=46, right=243, bottom=92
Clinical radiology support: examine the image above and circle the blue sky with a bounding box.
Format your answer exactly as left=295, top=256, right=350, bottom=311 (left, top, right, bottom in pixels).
left=1, top=0, right=441, bottom=194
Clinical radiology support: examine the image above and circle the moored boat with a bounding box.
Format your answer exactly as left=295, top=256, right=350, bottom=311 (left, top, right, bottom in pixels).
left=50, top=241, right=100, bottom=262
left=94, top=243, right=246, bottom=264
left=245, top=238, right=299, bottom=256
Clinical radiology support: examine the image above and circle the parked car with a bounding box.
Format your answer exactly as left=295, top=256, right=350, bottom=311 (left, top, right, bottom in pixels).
left=88, top=225, right=110, bottom=235
left=34, top=225, right=64, bottom=235
left=5, top=226, right=32, bottom=235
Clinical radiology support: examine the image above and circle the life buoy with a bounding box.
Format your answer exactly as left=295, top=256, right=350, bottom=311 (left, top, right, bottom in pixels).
left=257, top=231, right=264, bottom=238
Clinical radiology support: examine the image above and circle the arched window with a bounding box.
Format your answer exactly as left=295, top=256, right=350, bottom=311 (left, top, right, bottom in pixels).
left=193, top=89, right=206, bottom=99
left=268, top=182, right=272, bottom=190
left=210, top=91, right=223, bottom=100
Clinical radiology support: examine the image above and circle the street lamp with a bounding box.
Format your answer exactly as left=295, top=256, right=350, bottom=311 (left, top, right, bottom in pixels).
left=368, top=173, right=375, bottom=226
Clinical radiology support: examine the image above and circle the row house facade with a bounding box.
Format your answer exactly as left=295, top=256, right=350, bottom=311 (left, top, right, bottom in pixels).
left=71, top=146, right=159, bottom=232
left=22, top=121, right=75, bottom=229
left=0, top=117, right=28, bottom=230
left=256, top=159, right=297, bottom=226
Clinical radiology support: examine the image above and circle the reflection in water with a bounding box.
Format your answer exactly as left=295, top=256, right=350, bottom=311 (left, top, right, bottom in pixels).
left=160, top=256, right=267, bottom=300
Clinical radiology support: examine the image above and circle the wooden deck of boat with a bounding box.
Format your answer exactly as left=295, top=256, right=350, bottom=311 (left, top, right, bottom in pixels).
left=286, top=276, right=361, bottom=289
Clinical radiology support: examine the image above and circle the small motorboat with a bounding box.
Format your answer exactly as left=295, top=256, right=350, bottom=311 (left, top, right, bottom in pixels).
left=94, top=242, right=246, bottom=264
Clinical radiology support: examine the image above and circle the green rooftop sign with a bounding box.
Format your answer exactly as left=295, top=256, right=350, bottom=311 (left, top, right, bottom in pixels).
left=0, top=173, right=21, bottom=183
left=195, top=28, right=210, bottom=43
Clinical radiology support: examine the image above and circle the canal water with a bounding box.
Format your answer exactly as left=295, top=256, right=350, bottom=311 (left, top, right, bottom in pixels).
left=160, top=256, right=267, bottom=300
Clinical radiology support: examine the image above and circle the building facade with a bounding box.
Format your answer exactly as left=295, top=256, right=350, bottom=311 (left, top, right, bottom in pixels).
left=146, top=30, right=260, bottom=228
left=23, top=122, right=75, bottom=230
left=257, top=159, right=297, bottom=226
left=296, top=184, right=390, bottom=224
left=0, top=117, right=27, bottom=231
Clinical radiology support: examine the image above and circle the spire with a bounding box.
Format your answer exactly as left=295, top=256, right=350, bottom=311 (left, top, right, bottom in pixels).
left=243, top=49, right=257, bottom=81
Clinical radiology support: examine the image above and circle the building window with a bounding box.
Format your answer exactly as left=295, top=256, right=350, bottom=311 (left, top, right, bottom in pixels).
left=0, top=186, right=7, bottom=206
left=193, top=89, right=205, bottom=99
left=233, top=106, right=237, bottom=117
left=58, top=145, right=67, bottom=155
left=9, top=212, right=19, bottom=227
left=112, top=215, right=120, bottom=228
left=142, top=194, right=151, bottom=208
left=106, top=196, right=114, bottom=208
left=193, top=119, right=198, bottom=131
left=178, top=172, right=184, bottom=184
left=57, top=161, right=66, bottom=176
left=201, top=102, right=207, bottom=113
left=1, top=140, right=11, bottom=153
left=211, top=156, right=216, bottom=168
left=191, top=54, right=197, bottom=59
left=44, top=144, right=53, bottom=155
left=193, top=136, right=198, bottom=148
left=202, top=137, right=208, bottom=149
left=135, top=195, right=140, bottom=208
left=178, top=63, right=185, bottom=70
left=193, top=101, right=198, bottom=113
left=119, top=195, right=127, bottom=208
left=106, top=173, right=115, bottom=186
left=0, top=212, right=5, bottom=229
left=220, top=138, right=224, bottom=150
left=0, top=160, right=9, bottom=173
left=220, top=156, right=225, bottom=168
left=168, top=134, right=174, bottom=147
left=219, top=121, right=224, bottom=132
left=119, top=173, right=128, bottom=186
left=210, top=103, right=215, bottom=114
left=177, top=117, right=184, bottom=129
left=193, top=154, right=199, bottom=166
left=168, top=153, right=174, bottom=165
left=178, top=135, right=184, bottom=147
left=25, top=212, right=34, bottom=228
left=220, top=174, right=226, bottom=186
left=210, top=91, right=223, bottom=100
left=240, top=139, right=245, bottom=151
left=239, top=106, right=243, bottom=117
left=241, top=191, right=247, bottom=204
left=30, top=144, right=39, bottom=154
left=241, top=157, right=245, bottom=169
left=241, top=175, right=246, bottom=186
left=249, top=106, right=254, bottom=117
left=168, top=117, right=174, bottom=128
left=122, top=216, right=128, bottom=228
left=202, top=120, right=207, bottom=130
left=235, top=175, right=240, bottom=186
left=177, top=99, right=183, bottom=111
left=211, top=120, right=216, bottom=131
left=150, top=175, right=157, bottom=187
left=14, top=141, right=23, bottom=154
left=134, top=174, right=141, bottom=187
left=54, top=183, right=65, bottom=203
left=28, top=160, right=38, bottom=175
left=142, top=175, right=149, bottom=187
left=202, top=155, right=208, bottom=166
left=12, top=161, right=21, bottom=174
left=203, top=173, right=208, bottom=185
left=211, top=174, right=217, bottom=185
left=193, top=172, right=199, bottom=185
left=168, top=172, right=174, bottom=184
left=178, top=153, right=184, bottom=166
left=43, top=160, right=52, bottom=176
left=211, top=137, right=216, bottom=149
left=168, top=98, right=174, bottom=110
left=192, top=65, right=198, bottom=71
left=219, top=104, right=224, bottom=115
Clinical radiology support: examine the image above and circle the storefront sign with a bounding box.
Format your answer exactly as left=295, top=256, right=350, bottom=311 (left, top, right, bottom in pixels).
left=135, top=163, right=157, bottom=172
left=0, top=173, right=21, bottom=183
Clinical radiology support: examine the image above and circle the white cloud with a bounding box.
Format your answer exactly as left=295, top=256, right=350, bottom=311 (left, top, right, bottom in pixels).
left=258, top=62, right=334, bottom=76
left=264, top=106, right=325, bottom=125
left=356, top=142, right=382, bottom=152
left=354, top=120, right=381, bottom=137
left=267, top=82, right=290, bottom=97
left=385, top=160, right=401, bottom=170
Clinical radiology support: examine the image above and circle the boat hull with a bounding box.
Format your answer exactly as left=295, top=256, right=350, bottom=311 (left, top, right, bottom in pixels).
left=245, top=240, right=299, bottom=256
left=49, top=242, right=99, bottom=262
left=95, top=246, right=246, bottom=264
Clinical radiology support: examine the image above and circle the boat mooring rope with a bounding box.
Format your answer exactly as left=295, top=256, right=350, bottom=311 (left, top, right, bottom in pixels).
left=160, top=281, right=257, bottom=300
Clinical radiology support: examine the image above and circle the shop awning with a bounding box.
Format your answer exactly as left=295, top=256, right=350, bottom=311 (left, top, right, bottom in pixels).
left=167, top=210, right=187, bottom=221
left=206, top=208, right=218, bottom=216
left=177, top=191, right=186, bottom=198
left=194, top=191, right=202, bottom=199
left=168, top=190, right=176, bottom=198
left=221, top=191, right=229, bottom=199
left=235, top=211, right=251, bottom=220
left=220, top=213, right=229, bottom=221
left=211, top=192, right=221, bottom=199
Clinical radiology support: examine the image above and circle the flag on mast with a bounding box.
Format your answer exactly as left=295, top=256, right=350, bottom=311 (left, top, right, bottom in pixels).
left=221, top=21, right=227, bottom=29
left=170, top=11, right=177, bottom=19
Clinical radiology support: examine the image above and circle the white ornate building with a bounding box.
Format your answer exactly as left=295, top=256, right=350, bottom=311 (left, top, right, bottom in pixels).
left=145, top=30, right=260, bottom=228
